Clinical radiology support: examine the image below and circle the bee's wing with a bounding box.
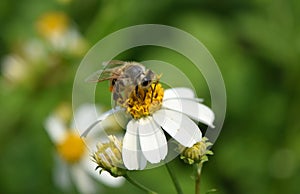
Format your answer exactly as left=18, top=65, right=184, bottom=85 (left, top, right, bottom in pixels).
left=85, top=69, right=115, bottom=83
left=102, top=60, right=126, bottom=68
left=85, top=60, right=126, bottom=83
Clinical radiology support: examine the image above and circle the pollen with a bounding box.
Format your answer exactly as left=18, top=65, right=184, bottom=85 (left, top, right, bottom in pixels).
left=56, top=131, right=86, bottom=164
left=122, top=83, right=164, bottom=119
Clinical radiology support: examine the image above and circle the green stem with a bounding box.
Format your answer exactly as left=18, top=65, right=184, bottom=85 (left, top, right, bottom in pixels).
left=124, top=174, right=157, bottom=194
left=194, top=163, right=203, bottom=194
left=165, top=162, right=184, bottom=194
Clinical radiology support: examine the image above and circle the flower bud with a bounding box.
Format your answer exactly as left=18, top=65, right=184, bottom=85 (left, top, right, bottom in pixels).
left=180, top=137, right=213, bottom=165
left=92, top=135, right=127, bottom=177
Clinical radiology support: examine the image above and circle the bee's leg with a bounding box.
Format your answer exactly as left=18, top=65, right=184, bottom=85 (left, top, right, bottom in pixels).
left=113, top=99, right=117, bottom=108
left=118, top=96, right=124, bottom=105
left=114, top=93, right=124, bottom=105
left=136, top=85, right=147, bottom=101
left=113, top=83, right=123, bottom=105
left=112, top=84, right=118, bottom=101
left=113, top=92, right=119, bottom=102
left=150, top=81, right=158, bottom=102
left=135, top=85, right=139, bottom=98
left=142, top=88, right=148, bottom=101
left=113, top=93, right=120, bottom=107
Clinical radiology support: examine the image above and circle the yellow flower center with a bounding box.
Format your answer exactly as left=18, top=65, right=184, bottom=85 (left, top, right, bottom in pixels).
left=56, top=131, right=86, bottom=164
left=122, top=83, right=164, bottom=119
left=36, top=12, right=69, bottom=38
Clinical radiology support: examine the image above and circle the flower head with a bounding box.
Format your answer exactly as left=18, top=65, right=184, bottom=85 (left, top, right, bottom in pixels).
left=36, top=11, right=69, bottom=40
left=92, top=135, right=127, bottom=177
left=36, top=11, right=88, bottom=55
left=45, top=103, right=124, bottom=193
left=180, top=137, right=213, bottom=165
left=1, top=55, right=28, bottom=83
left=83, top=84, right=215, bottom=170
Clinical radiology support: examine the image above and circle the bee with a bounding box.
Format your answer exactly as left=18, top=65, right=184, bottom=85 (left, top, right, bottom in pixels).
left=86, top=60, right=160, bottom=104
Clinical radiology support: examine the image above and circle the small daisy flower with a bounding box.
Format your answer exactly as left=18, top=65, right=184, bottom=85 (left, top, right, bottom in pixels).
left=1, top=39, right=47, bottom=84
left=36, top=11, right=88, bottom=55
left=1, top=54, right=28, bottom=83
left=83, top=84, right=215, bottom=170
left=36, top=11, right=69, bottom=43
left=45, top=103, right=124, bottom=193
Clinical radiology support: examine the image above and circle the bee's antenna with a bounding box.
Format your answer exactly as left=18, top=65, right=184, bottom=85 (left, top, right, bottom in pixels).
left=151, top=81, right=157, bottom=103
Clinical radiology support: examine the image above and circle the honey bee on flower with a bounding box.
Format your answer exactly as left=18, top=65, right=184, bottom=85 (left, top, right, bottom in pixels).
left=84, top=61, right=215, bottom=170
left=85, top=60, right=161, bottom=104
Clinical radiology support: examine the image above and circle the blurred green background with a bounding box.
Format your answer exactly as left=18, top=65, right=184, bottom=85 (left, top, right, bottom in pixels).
left=1, top=0, right=300, bottom=193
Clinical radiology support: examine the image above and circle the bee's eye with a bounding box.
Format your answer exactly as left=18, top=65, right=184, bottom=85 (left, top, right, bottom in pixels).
left=112, top=79, right=117, bottom=85
left=141, top=77, right=150, bottom=87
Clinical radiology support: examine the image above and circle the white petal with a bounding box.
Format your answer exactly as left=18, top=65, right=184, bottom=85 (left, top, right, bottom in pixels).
left=162, top=99, right=215, bottom=128
left=72, top=104, right=102, bottom=132
left=122, top=120, right=147, bottom=170
left=80, top=107, right=125, bottom=138
left=44, top=115, right=66, bottom=143
left=138, top=117, right=167, bottom=164
left=96, top=170, right=124, bottom=187
left=81, top=156, right=125, bottom=187
left=53, top=154, right=71, bottom=191
left=153, top=109, right=202, bottom=147
left=71, top=164, right=97, bottom=194
left=164, top=88, right=195, bottom=100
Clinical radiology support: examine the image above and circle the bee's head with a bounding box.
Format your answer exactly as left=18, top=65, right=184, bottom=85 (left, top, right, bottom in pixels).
left=141, top=70, right=155, bottom=88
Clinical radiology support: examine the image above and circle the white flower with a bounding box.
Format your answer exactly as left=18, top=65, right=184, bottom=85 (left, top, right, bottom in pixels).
left=82, top=86, right=215, bottom=170
left=36, top=11, right=87, bottom=55
left=45, top=104, right=124, bottom=193
left=1, top=55, right=28, bottom=83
